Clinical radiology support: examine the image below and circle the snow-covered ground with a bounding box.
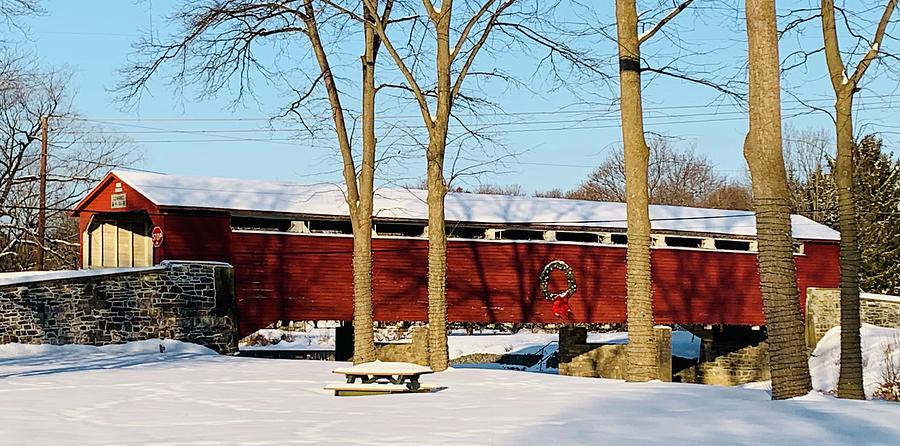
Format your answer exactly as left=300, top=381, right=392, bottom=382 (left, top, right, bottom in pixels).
left=242, top=328, right=702, bottom=361
left=811, top=324, right=900, bottom=398
left=240, top=328, right=335, bottom=351
left=2, top=337, right=899, bottom=445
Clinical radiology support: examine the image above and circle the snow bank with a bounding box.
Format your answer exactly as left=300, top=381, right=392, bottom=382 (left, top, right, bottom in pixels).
left=239, top=328, right=335, bottom=351
left=448, top=331, right=559, bottom=358
left=0, top=339, right=216, bottom=360
left=811, top=324, right=900, bottom=398
left=2, top=348, right=900, bottom=444
left=238, top=328, right=703, bottom=364
left=861, top=292, right=900, bottom=304
left=0, top=266, right=162, bottom=287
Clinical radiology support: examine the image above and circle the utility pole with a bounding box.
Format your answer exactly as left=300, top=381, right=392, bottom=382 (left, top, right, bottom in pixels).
left=36, top=115, right=48, bottom=271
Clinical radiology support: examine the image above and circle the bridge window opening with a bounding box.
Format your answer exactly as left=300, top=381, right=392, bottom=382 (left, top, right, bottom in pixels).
left=556, top=231, right=601, bottom=243
left=500, top=229, right=546, bottom=241
left=610, top=233, right=628, bottom=245
left=231, top=216, right=291, bottom=232
left=447, top=226, right=486, bottom=239
left=714, top=239, right=752, bottom=251
left=664, top=236, right=702, bottom=248
left=375, top=223, right=425, bottom=237
left=85, top=216, right=153, bottom=268
left=307, top=220, right=353, bottom=235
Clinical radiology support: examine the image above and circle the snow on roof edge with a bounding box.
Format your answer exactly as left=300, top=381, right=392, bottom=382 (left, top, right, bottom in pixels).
left=106, top=169, right=840, bottom=241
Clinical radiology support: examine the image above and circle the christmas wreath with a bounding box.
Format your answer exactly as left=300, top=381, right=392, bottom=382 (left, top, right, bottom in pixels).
left=539, top=260, right=576, bottom=319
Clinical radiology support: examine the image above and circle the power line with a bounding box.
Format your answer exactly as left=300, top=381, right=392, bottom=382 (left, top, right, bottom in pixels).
left=55, top=100, right=899, bottom=146
left=64, top=94, right=898, bottom=124
left=61, top=101, right=900, bottom=135
left=52, top=106, right=898, bottom=145
left=77, top=119, right=318, bottom=148
left=45, top=150, right=164, bottom=175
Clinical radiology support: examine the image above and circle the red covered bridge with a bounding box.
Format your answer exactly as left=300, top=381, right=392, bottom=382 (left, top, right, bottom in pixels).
left=72, top=170, right=840, bottom=336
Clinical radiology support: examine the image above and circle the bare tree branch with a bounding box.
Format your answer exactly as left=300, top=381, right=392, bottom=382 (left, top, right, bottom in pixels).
left=637, top=0, right=695, bottom=45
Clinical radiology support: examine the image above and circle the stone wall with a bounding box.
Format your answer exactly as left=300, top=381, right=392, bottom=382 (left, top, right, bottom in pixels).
left=676, top=343, right=769, bottom=386
left=0, top=261, right=238, bottom=353
left=806, top=288, right=900, bottom=346
left=375, top=326, right=429, bottom=365
left=451, top=353, right=545, bottom=368
left=675, top=326, right=768, bottom=386
left=558, top=325, right=672, bottom=381
left=334, top=325, right=430, bottom=365
left=672, top=288, right=900, bottom=386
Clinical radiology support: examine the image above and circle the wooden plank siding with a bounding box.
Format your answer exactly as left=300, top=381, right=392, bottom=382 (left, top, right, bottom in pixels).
left=75, top=174, right=163, bottom=268
left=151, top=212, right=233, bottom=264
left=226, top=228, right=839, bottom=336
left=74, top=174, right=841, bottom=336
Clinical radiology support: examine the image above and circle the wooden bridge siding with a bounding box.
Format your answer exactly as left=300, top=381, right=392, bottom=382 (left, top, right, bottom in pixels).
left=227, top=231, right=840, bottom=334
left=75, top=174, right=843, bottom=336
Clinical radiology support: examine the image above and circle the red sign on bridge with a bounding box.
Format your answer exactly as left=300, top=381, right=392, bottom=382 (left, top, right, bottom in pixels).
left=151, top=226, right=164, bottom=248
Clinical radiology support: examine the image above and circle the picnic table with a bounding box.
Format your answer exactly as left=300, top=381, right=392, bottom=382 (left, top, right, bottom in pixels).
left=326, top=361, right=435, bottom=396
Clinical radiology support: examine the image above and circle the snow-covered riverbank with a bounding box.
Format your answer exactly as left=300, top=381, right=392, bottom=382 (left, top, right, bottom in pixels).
left=1, top=333, right=899, bottom=445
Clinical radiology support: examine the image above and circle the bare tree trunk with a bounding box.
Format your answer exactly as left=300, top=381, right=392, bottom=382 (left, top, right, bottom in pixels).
left=615, top=0, right=656, bottom=382
left=350, top=220, right=375, bottom=363
left=744, top=0, right=811, bottom=400
left=304, top=0, right=385, bottom=364
left=348, top=0, right=381, bottom=364
left=425, top=9, right=453, bottom=372
left=819, top=0, right=896, bottom=400
left=833, top=94, right=864, bottom=398
left=360, top=0, right=517, bottom=371
left=425, top=147, right=449, bottom=371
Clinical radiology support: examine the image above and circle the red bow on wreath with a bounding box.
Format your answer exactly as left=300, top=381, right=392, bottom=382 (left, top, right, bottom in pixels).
left=551, top=290, right=574, bottom=320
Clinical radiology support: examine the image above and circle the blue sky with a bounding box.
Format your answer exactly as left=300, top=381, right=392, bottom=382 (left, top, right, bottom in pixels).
left=16, top=1, right=900, bottom=193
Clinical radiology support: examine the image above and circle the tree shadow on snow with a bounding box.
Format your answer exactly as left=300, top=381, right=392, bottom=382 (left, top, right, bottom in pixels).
left=0, top=349, right=221, bottom=380
left=502, top=382, right=900, bottom=445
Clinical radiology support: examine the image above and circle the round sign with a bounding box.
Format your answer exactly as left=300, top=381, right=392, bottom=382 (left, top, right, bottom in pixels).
left=151, top=226, right=164, bottom=248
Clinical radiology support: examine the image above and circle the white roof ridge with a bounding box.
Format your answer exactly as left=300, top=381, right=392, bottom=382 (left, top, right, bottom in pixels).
left=106, top=169, right=839, bottom=241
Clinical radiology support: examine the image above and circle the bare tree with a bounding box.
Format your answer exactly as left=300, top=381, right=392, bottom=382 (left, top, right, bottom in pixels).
left=363, top=0, right=520, bottom=371
left=118, top=0, right=398, bottom=364
left=0, top=0, right=41, bottom=27
left=405, top=180, right=525, bottom=196
left=533, top=188, right=565, bottom=198
left=468, top=183, right=525, bottom=196
left=615, top=0, right=695, bottom=382
left=783, top=126, right=833, bottom=223
left=821, top=0, right=897, bottom=400
left=0, top=0, right=38, bottom=14
left=744, top=0, right=811, bottom=399
left=0, top=59, right=135, bottom=271
left=570, top=136, right=749, bottom=209
left=698, top=181, right=753, bottom=211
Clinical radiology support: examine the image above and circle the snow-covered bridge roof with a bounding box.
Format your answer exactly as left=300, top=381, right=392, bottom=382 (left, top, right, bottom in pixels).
left=85, top=169, right=839, bottom=241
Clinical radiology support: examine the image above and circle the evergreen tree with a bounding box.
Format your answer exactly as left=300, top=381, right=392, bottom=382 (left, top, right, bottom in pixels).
left=855, top=136, right=900, bottom=294
left=791, top=134, right=900, bottom=294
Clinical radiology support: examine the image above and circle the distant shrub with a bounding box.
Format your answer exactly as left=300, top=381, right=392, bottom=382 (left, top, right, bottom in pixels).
left=873, top=335, right=900, bottom=402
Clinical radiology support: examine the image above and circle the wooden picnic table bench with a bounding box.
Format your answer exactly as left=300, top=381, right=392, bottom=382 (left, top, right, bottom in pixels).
left=326, top=361, right=435, bottom=396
